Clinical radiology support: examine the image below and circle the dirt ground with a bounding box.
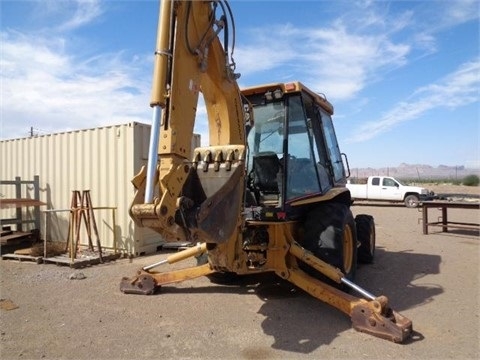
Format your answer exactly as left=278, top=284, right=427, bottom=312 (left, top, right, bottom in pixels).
left=1, top=185, right=478, bottom=360
left=424, top=183, right=479, bottom=198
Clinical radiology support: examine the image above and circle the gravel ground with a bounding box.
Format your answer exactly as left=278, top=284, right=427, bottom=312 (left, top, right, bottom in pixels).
left=0, top=185, right=478, bottom=360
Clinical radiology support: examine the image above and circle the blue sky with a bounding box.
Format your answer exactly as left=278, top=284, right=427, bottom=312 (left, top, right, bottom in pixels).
left=1, top=0, right=479, bottom=168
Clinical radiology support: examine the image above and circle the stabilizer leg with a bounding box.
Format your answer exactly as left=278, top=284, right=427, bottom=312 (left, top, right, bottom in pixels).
left=120, top=243, right=214, bottom=295
left=120, top=263, right=215, bottom=295
left=286, top=241, right=413, bottom=343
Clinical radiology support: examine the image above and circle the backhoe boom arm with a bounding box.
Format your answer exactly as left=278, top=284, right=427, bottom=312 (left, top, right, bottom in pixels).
left=130, top=0, right=246, bottom=243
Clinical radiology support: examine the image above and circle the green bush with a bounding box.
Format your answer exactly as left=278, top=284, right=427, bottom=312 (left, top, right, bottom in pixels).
left=462, top=174, right=480, bottom=186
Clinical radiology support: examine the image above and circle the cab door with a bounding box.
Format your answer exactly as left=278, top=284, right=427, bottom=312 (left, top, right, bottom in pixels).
left=380, top=177, right=403, bottom=200
left=316, top=107, right=346, bottom=185
left=369, top=177, right=402, bottom=200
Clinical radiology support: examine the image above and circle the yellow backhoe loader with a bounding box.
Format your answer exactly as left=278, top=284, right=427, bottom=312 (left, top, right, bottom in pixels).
left=120, top=0, right=412, bottom=343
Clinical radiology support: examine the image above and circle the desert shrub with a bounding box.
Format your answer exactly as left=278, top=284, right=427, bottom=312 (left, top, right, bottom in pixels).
left=462, top=174, right=480, bottom=186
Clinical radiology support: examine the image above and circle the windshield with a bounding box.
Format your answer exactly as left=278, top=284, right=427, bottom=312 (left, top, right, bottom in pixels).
left=383, top=177, right=403, bottom=186
left=245, top=91, right=342, bottom=207
left=247, top=101, right=284, bottom=164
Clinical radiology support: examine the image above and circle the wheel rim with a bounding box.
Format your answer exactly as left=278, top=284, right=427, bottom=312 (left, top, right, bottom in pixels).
left=406, top=196, right=418, bottom=207
left=343, top=224, right=354, bottom=274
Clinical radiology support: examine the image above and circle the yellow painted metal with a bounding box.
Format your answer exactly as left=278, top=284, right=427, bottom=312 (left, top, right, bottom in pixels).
left=288, top=187, right=349, bottom=207
left=157, top=0, right=245, bottom=158
left=144, top=263, right=215, bottom=286
left=287, top=266, right=366, bottom=316
left=129, top=1, right=246, bottom=241
left=288, top=241, right=344, bottom=283
left=165, top=242, right=207, bottom=264
left=124, top=220, right=412, bottom=342
left=150, top=0, right=172, bottom=107
left=240, top=81, right=334, bottom=115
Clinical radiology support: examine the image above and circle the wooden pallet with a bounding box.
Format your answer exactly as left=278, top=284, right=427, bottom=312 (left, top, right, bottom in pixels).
left=1, top=253, right=43, bottom=264
left=2, top=251, right=120, bottom=268
left=42, top=252, right=121, bottom=268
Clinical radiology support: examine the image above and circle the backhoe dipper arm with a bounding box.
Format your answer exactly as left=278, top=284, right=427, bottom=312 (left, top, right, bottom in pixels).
left=130, top=0, right=246, bottom=242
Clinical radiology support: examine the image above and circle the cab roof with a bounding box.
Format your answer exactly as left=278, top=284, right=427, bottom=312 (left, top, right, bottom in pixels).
left=241, top=81, right=334, bottom=115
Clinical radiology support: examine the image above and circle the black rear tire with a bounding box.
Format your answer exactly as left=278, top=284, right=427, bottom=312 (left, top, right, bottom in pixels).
left=355, top=214, right=375, bottom=264
left=301, top=203, right=357, bottom=284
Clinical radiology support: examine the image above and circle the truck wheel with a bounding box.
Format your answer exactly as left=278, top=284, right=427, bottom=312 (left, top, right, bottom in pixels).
left=355, top=214, right=375, bottom=264
left=404, top=194, right=420, bottom=208
left=301, top=203, right=357, bottom=284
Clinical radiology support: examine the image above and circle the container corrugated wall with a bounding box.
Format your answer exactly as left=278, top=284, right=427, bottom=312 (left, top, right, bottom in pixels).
left=1, top=122, right=163, bottom=255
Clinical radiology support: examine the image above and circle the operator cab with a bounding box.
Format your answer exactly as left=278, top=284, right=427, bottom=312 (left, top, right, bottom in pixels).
left=242, top=82, right=347, bottom=220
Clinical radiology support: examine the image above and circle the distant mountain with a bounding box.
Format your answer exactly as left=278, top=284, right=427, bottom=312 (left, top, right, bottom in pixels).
left=349, top=164, right=480, bottom=180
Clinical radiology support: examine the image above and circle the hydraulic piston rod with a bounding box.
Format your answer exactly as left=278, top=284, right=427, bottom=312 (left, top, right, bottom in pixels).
left=145, top=106, right=162, bottom=203
left=341, top=278, right=376, bottom=300
left=142, top=243, right=206, bottom=271
left=144, top=0, right=173, bottom=203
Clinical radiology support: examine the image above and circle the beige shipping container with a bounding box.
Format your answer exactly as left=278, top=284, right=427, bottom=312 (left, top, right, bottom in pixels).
left=1, top=122, right=201, bottom=256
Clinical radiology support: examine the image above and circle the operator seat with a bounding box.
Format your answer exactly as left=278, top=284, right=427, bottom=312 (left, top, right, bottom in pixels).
left=251, top=152, right=281, bottom=207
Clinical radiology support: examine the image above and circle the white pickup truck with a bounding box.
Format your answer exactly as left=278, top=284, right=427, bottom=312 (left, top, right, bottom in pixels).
left=346, top=176, right=435, bottom=208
